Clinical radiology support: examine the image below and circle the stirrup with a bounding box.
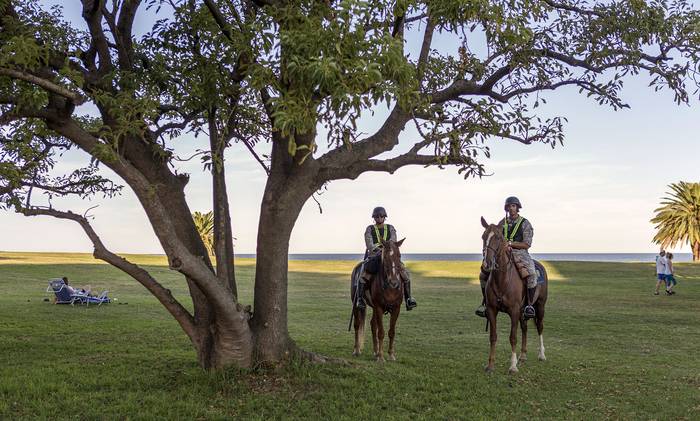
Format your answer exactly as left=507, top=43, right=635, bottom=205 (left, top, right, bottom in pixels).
left=405, top=298, right=417, bottom=311
left=523, top=305, right=535, bottom=319
left=475, top=305, right=486, bottom=318
left=356, top=298, right=366, bottom=310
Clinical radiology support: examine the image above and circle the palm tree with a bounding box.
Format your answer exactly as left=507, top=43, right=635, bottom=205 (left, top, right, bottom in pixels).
left=651, top=182, right=700, bottom=261
left=192, top=211, right=215, bottom=256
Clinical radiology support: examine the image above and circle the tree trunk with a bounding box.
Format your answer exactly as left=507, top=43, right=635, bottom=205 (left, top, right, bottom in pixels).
left=693, top=241, right=699, bottom=262
left=250, top=192, right=300, bottom=363
left=194, top=305, right=254, bottom=369
left=115, top=139, right=253, bottom=369
left=250, top=166, right=315, bottom=363
left=209, top=111, right=237, bottom=296
left=146, top=184, right=254, bottom=369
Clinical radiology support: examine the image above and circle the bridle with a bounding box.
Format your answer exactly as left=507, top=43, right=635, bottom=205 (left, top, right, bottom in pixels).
left=482, top=229, right=513, bottom=274
left=380, top=243, right=402, bottom=290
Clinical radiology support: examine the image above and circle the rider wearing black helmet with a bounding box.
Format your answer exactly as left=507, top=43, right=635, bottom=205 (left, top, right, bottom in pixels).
left=355, top=206, right=417, bottom=311
left=475, top=196, right=537, bottom=319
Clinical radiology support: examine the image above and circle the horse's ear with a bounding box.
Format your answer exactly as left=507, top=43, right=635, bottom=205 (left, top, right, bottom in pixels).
left=481, top=216, right=489, bottom=228
left=396, top=238, right=405, bottom=248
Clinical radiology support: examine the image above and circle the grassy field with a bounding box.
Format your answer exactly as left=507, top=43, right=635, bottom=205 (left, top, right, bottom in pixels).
left=1, top=252, right=699, bottom=420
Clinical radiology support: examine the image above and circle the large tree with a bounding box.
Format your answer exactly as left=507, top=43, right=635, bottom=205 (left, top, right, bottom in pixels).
left=1, top=0, right=699, bottom=369
left=651, top=181, right=700, bottom=261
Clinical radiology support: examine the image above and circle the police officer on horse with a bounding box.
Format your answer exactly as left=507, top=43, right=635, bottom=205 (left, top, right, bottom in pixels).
left=355, top=206, right=417, bottom=311
left=476, top=196, right=537, bottom=319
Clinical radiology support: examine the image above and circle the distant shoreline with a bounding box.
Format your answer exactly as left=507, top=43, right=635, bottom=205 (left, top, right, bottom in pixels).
left=0, top=251, right=694, bottom=263
left=237, top=253, right=696, bottom=263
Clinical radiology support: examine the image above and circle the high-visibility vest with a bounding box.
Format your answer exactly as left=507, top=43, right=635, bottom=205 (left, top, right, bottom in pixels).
left=372, top=224, right=390, bottom=247
left=503, top=217, right=524, bottom=242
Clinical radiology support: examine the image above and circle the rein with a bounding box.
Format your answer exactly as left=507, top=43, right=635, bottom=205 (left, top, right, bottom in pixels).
left=484, top=238, right=513, bottom=273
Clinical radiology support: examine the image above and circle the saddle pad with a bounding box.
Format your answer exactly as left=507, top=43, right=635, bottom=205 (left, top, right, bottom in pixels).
left=534, top=260, right=546, bottom=285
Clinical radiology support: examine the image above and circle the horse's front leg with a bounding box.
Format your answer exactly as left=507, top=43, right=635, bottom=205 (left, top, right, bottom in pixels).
left=375, top=311, right=385, bottom=362
left=387, top=308, right=400, bottom=361
left=485, top=308, right=497, bottom=374
left=519, top=316, right=528, bottom=363
left=508, top=312, right=519, bottom=374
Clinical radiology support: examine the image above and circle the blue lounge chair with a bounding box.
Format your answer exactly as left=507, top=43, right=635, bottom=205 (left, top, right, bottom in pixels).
left=46, top=278, right=84, bottom=305
left=84, top=290, right=111, bottom=306
left=46, top=279, right=110, bottom=306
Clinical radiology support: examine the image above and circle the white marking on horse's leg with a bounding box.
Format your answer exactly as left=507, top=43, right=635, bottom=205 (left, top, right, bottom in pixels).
left=509, top=352, right=519, bottom=373
left=538, top=334, right=546, bottom=361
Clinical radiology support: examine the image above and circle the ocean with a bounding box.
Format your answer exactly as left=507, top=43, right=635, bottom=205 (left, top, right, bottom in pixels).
left=234, top=253, right=695, bottom=262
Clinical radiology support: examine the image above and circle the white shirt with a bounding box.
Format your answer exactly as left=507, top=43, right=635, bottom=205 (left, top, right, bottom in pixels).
left=656, top=255, right=667, bottom=274
left=663, top=260, right=673, bottom=276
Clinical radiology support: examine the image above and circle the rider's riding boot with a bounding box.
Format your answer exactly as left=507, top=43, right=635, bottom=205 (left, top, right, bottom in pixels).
left=356, top=280, right=367, bottom=310
left=475, top=286, right=487, bottom=318
left=524, top=287, right=536, bottom=319
left=403, top=280, right=417, bottom=311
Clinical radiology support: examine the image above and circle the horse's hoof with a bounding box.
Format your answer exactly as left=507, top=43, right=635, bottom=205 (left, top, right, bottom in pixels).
left=538, top=354, right=546, bottom=361
left=518, top=354, right=527, bottom=363
left=508, top=366, right=519, bottom=374
left=352, top=350, right=360, bottom=357
left=388, top=354, right=396, bottom=361
left=484, top=365, right=494, bottom=374
left=376, top=356, right=385, bottom=363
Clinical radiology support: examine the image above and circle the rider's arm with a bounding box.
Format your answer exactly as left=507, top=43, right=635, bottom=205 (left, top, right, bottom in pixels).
left=364, top=226, right=375, bottom=251
left=389, top=225, right=397, bottom=242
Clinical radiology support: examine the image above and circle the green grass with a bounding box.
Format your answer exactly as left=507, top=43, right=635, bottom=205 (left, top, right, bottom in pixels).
left=1, top=252, right=699, bottom=420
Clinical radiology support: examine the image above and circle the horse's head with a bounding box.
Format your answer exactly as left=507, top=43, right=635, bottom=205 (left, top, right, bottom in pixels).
left=481, top=216, right=505, bottom=272
left=380, top=238, right=405, bottom=289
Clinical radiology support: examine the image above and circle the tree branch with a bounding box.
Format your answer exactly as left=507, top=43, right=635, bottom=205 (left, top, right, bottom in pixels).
left=80, top=0, right=113, bottom=74
left=240, top=137, right=270, bottom=175
left=416, top=16, right=435, bottom=82
left=541, top=0, right=604, bottom=17
left=319, top=136, right=475, bottom=181
left=0, top=68, right=86, bottom=105
left=115, top=0, right=142, bottom=70
left=203, top=0, right=237, bottom=42
left=317, top=105, right=411, bottom=176
left=20, top=206, right=198, bottom=341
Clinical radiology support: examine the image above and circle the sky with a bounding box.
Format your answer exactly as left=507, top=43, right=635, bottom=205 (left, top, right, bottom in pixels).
left=1, top=2, right=698, bottom=255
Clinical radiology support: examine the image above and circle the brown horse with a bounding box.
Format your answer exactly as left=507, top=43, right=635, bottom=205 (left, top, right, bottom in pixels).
left=350, top=239, right=405, bottom=361
left=480, top=217, right=548, bottom=374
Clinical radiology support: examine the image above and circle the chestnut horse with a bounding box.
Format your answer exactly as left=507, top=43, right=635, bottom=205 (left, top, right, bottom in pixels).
left=480, top=217, right=548, bottom=374
left=350, top=239, right=405, bottom=361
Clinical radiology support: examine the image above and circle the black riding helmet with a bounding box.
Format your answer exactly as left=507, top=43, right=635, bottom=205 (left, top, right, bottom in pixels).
left=372, top=206, right=387, bottom=218
left=504, top=196, right=522, bottom=211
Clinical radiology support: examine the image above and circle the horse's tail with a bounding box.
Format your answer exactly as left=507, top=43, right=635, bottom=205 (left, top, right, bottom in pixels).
left=350, top=262, right=363, bottom=303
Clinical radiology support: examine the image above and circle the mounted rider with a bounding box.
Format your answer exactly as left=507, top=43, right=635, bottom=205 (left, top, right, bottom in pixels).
left=355, top=206, right=417, bottom=311
left=476, top=196, right=537, bottom=319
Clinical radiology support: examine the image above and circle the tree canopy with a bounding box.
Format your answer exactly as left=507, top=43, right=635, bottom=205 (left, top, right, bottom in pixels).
left=1, top=0, right=699, bottom=369
left=651, top=181, right=700, bottom=261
